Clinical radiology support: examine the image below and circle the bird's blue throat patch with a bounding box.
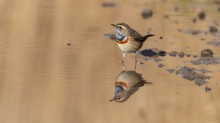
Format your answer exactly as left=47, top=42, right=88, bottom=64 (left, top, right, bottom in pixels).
left=114, top=86, right=124, bottom=96
left=116, top=31, right=126, bottom=41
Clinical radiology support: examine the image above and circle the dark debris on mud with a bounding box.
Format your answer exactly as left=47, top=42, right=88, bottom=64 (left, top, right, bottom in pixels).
left=191, top=57, right=220, bottom=65
left=209, top=26, right=218, bottom=34
left=207, top=40, right=220, bottom=47
left=141, top=9, right=153, bottom=19
left=176, top=66, right=210, bottom=86
left=139, top=49, right=167, bottom=57
left=101, top=2, right=116, bottom=7
left=198, top=11, right=206, bottom=20
left=201, top=49, right=214, bottom=57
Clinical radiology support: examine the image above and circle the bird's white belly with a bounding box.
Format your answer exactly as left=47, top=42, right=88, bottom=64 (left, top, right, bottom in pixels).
left=117, top=40, right=141, bottom=53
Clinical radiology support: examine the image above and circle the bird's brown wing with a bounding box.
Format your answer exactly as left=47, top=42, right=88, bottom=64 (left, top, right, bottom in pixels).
left=129, top=28, right=144, bottom=42
left=130, top=28, right=154, bottom=42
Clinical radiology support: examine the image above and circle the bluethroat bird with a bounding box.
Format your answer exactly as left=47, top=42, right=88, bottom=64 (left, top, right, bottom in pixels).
left=111, top=23, right=154, bottom=68
left=110, top=70, right=151, bottom=102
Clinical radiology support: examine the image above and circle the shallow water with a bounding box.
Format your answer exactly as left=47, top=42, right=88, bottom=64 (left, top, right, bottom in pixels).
left=0, top=0, right=220, bottom=123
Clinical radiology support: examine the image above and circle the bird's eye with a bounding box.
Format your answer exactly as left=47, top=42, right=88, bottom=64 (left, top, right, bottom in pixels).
left=118, top=26, right=122, bottom=30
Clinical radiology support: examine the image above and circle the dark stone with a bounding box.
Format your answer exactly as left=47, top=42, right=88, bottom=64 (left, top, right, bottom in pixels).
left=209, top=26, right=218, bottom=34
left=198, top=11, right=206, bottom=20
left=186, top=54, right=191, bottom=57
left=159, top=51, right=167, bottom=56
left=201, top=49, right=214, bottom=57
left=158, top=63, right=165, bottom=68
left=140, top=49, right=157, bottom=57
left=167, top=69, right=175, bottom=73
left=67, top=43, right=71, bottom=46
left=178, top=52, right=185, bottom=58
left=191, top=30, right=202, bottom=35
left=192, top=18, right=197, bottom=23
left=141, top=9, right=153, bottom=19
left=159, top=36, right=163, bottom=39
left=169, top=51, right=178, bottom=57
left=101, top=2, right=116, bottom=7
left=193, top=55, right=198, bottom=58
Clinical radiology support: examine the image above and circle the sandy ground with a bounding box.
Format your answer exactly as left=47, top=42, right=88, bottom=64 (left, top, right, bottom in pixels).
left=0, top=0, right=220, bottom=123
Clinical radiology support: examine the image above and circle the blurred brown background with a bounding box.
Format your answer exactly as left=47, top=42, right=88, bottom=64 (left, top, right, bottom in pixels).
left=0, top=0, right=220, bottom=123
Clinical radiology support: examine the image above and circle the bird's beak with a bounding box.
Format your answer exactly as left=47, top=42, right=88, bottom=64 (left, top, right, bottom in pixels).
left=111, top=24, right=117, bottom=28
left=109, top=96, right=116, bottom=102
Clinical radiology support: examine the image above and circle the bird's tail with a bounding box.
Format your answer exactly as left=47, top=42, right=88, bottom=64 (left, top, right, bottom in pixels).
left=141, top=34, right=154, bottom=42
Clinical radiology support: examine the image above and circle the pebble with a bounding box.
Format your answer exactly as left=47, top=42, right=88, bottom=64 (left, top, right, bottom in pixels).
left=201, top=49, right=214, bottom=57
left=178, top=52, right=185, bottom=58
left=198, top=11, right=206, bottom=20
left=169, top=51, right=178, bottom=57
left=141, top=9, right=153, bottom=19
left=209, top=26, right=218, bottom=34
left=101, top=2, right=116, bottom=7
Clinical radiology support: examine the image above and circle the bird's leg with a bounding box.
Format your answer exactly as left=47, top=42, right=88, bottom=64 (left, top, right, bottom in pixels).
left=134, top=52, right=137, bottom=71
left=122, top=52, right=125, bottom=70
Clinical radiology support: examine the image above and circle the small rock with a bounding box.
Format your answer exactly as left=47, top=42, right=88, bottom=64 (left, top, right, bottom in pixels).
left=186, top=54, right=191, bottom=57
left=192, top=18, right=197, bottom=23
left=200, top=38, right=205, bottom=41
left=198, top=11, right=206, bottom=20
left=209, top=26, right=218, bottom=34
left=169, top=51, right=178, bottom=57
left=191, top=30, right=202, bottom=35
left=101, top=2, right=116, bottom=7
left=159, top=51, right=167, bottom=56
left=158, top=63, right=165, bottom=68
left=159, top=36, right=163, bottom=39
left=167, top=69, right=175, bottom=73
left=193, top=55, right=198, bottom=58
left=178, top=52, right=185, bottom=58
left=67, top=43, right=71, bottom=46
left=201, top=49, right=214, bottom=57
left=141, top=9, right=153, bottom=19
left=140, top=62, right=144, bottom=65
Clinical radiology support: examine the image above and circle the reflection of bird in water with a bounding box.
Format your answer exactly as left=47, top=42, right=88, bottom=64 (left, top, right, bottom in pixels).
left=111, top=23, right=154, bottom=69
left=110, top=70, right=151, bottom=102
